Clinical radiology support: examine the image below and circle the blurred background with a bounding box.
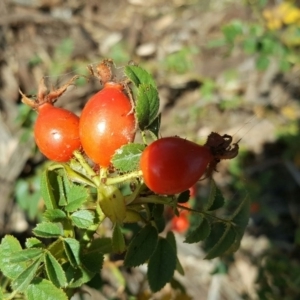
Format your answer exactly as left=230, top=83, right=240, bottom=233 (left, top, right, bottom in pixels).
left=1, top=0, right=300, bottom=299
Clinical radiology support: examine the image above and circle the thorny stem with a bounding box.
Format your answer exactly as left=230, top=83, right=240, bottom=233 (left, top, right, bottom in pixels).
left=73, top=150, right=100, bottom=186
left=176, top=204, right=232, bottom=224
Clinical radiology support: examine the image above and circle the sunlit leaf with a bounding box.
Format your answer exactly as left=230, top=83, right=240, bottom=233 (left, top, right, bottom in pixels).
left=0, top=235, right=27, bottom=279
left=33, top=222, right=63, bottom=238
left=44, top=251, right=67, bottom=288
left=136, top=84, right=160, bottom=130
left=40, top=170, right=58, bottom=209
left=124, top=65, right=157, bottom=88
left=65, top=184, right=89, bottom=212
left=8, top=248, right=43, bottom=263
left=43, top=209, right=67, bottom=222
left=63, top=238, right=80, bottom=267
left=26, top=238, right=45, bottom=249
left=146, top=113, right=161, bottom=138
left=70, top=210, right=95, bottom=229
left=12, top=257, right=42, bottom=292
left=26, top=278, right=68, bottom=300
left=112, top=143, right=145, bottom=172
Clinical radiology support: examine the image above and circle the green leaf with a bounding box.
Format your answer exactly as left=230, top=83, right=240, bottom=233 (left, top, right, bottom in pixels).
left=65, top=184, right=89, bottom=212
left=80, top=238, right=109, bottom=273
left=124, top=65, right=157, bottom=88
left=86, top=238, right=112, bottom=254
left=0, top=235, right=27, bottom=279
left=26, top=278, right=68, bottom=300
left=26, top=237, right=45, bottom=249
left=112, top=143, right=145, bottom=172
left=33, top=222, right=63, bottom=238
left=231, top=196, right=250, bottom=234
left=8, top=248, right=43, bottom=263
left=146, top=113, right=161, bottom=138
left=98, top=185, right=126, bottom=223
left=70, top=210, right=95, bottom=229
left=166, top=231, right=184, bottom=276
left=43, top=209, right=67, bottom=222
left=41, top=170, right=58, bottom=209
left=204, top=180, right=225, bottom=211
left=124, top=224, right=158, bottom=267
left=12, top=257, right=42, bottom=292
left=136, top=84, right=160, bottom=130
left=204, top=223, right=236, bottom=259
left=147, top=237, right=177, bottom=292
left=229, top=195, right=250, bottom=252
left=177, top=190, right=190, bottom=203
left=81, top=245, right=104, bottom=273
left=112, top=223, right=126, bottom=254
left=63, top=163, right=96, bottom=187
left=57, top=174, right=67, bottom=206
left=63, top=238, right=80, bottom=267
left=184, top=216, right=211, bottom=243
left=44, top=251, right=67, bottom=288
left=65, top=264, right=95, bottom=288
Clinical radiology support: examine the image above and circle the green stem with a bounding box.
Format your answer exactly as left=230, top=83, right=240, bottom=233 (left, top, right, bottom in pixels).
left=177, top=204, right=232, bottom=223
left=100, top=167, right=107, bottom=182
left=105, top=170, right=143, bottom=185
left=132, top=195, right=174, bottom=205
left=73, top=150, right=100, bottom=186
